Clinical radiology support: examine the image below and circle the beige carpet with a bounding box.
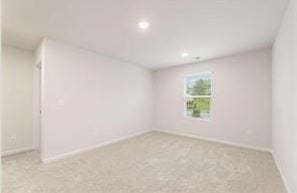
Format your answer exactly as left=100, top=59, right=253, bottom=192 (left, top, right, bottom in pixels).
left=2, top=131, right=286, bottom=193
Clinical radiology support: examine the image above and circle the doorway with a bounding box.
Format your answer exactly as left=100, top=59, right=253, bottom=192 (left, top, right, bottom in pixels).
left=1, top=46, right=39, bottom=157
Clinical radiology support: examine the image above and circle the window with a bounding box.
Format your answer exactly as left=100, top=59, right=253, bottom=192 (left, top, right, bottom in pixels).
left=184, top=72, right=212, bottom=118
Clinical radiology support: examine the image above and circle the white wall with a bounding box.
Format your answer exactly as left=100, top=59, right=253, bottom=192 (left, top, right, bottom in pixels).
left=1, top=45, right=37, bottom=155
left=41, top=39, right=153, bottom=161
left=154, top=49, right=272, bottom=150
left=272, top=0, right=297, bottom=192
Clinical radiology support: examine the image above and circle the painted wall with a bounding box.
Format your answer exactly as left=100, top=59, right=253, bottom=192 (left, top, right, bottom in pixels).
left=41, top=39, right=153, bottom=160
left=272, top=0, right=297, bottom=192
left=154, top=49, right=272, bottom=150
left=1, top=45, right=37, bottom=155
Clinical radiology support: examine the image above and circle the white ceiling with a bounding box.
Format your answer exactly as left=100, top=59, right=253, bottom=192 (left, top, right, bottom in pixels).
left=2, top=0, right=288, bottom=69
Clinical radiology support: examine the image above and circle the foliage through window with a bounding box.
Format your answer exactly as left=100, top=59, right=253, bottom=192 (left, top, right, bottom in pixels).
left=184, top=72, right=212, bottom=118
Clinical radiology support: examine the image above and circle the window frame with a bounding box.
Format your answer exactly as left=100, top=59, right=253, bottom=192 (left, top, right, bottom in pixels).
left=183, top=71, right=213, bottom=120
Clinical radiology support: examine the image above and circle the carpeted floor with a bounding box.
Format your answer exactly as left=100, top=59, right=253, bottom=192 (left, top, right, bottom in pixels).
left=2, top=131, right=286, bottom=193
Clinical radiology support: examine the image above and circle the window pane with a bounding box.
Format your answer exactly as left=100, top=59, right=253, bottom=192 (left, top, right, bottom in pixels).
left=186, top=73, right=211, bottom=96
left=186, top=98, right=211, bottom=118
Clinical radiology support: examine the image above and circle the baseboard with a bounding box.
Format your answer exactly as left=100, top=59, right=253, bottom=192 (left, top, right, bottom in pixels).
left=42, top=130, right=150, bottom=163
left=1, top=146, right=36, bottom=157
left=154, top=129, right=272, bottom=153
left=272, top=152, right=293, bottom=193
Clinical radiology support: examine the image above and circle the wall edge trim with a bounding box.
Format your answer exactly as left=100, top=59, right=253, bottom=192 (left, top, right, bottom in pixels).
left=42, top=129, right=151, bottom=163
left=272, top=151, right=293, bottom=193
left=153, top=129, right=272, bottom=153
left=1, top=146, right=37, bottom=157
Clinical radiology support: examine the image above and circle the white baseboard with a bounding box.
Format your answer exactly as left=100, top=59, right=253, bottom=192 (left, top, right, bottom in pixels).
left=42, top=130, right=150, bottom=163
left=272, top=152, right=292, bottom=193
left=1, top=146, right=36, bottom=157
left=155, top=129, right=294, bottom=192
left=153, top=129, right=272, bottom=153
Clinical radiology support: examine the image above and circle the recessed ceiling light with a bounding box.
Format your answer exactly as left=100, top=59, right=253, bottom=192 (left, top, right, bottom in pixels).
left=138, top=21, right=150, bottom=29
left=182, top=52, right=189, bottom=57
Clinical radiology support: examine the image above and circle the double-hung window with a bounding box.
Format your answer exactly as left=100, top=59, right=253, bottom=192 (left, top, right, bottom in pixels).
left=184, top=72, right=212, bottom=118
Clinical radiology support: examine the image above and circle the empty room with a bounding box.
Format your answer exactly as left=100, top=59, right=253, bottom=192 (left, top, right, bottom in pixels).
left=1, top=0, right=296, bottom=193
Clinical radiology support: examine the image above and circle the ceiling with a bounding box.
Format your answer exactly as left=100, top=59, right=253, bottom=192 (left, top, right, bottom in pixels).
left=2, top=0, right=288, bottom=69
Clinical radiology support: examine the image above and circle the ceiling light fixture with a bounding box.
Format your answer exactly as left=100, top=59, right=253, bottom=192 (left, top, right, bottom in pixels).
left=182, top=52, right=189, bottom=57
left=138, top=21, right=150, bottom=29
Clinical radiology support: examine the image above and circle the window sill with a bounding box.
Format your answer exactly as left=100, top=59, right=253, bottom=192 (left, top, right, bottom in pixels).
left=184, top=116, right=211, bottom=122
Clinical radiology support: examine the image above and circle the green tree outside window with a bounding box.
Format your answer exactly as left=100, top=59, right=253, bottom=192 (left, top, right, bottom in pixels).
left=185, top=73, right=212, bottom=118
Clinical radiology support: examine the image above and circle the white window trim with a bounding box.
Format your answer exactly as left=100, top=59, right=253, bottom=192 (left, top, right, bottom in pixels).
left=183, top=71, right=213, bottom=121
